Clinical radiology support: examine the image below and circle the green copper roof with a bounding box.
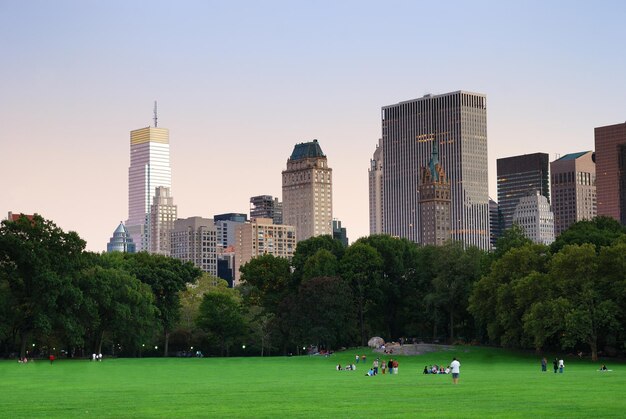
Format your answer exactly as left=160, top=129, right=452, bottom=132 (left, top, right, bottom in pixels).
left=557, top=151, right=591, bottom=161
left=289, top=139, right=325, bottom=160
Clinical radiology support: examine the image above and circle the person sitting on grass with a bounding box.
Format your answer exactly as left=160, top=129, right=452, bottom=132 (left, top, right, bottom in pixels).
left=423, top=366, right=429, bottom=374
left=599, top=364, right=610, bottom=371
left=366, top=368, right=374, bottom=376
left=336, top=364, right=342, bottom=371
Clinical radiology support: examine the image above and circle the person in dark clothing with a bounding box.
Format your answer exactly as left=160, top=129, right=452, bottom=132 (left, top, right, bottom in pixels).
left=388, top=359, right=394, bottom=374
left=553, top=358, right=558, bottom=373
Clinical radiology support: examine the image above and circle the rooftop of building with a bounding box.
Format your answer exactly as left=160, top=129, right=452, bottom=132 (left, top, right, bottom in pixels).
left=289, top=139, right=325, bottom=160
left=556, top=151, right=592, bottom=161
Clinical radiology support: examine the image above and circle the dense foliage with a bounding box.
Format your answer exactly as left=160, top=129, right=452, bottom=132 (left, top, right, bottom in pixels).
left=1, top=214, right=625, bottom=359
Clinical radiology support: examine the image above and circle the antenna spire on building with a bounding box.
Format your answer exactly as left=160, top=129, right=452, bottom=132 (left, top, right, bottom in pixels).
left=153, top=101, right=158, bottom=127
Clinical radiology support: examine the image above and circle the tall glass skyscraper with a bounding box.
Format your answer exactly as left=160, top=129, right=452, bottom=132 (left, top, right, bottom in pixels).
left=126, top=126, right=171, bottom=251
left=380, top=91, right=490, bottom=250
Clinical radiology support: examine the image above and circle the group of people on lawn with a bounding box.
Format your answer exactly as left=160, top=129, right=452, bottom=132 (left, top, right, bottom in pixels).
left=423, top=364, right=451, bottom=374
left=336, top=357, right=400, bottom=375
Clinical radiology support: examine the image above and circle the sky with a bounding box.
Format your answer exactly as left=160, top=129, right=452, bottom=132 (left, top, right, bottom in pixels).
left=2, top=0, right=626, bottom=252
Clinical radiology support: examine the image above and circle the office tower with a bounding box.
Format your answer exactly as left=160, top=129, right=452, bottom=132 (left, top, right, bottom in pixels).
left=550, top=151, right=596, bottom=236
left=234, top=218, right=296, bottom=285
left=496, top=153, right=550, bottom=232
left=170, top=217, right=217, bottom=275
left=381, top=91, right=489, bottom=249
left=332, top=219, right=348, bottom=247
left=368, top=142, right=383, bottom=235
left=106, top=222, right=136, bottom=253
left=282, top=139, right=333, bottom=242
left=149, top=186, right=177, bottom=255
left=217, top=247, right=236, bottom=287
left=595, top=122, right=626, bottom=224
left=214, top=213, right=248, bottom=249
left=418, top=136, right=451, bottom=246
left=512, top=191, right=555, bottom=245
left=250, top=195, right=283, bottom=225
left=126, top=123, right=172, bottom=251
left=489, top=198, right=502, bottom=249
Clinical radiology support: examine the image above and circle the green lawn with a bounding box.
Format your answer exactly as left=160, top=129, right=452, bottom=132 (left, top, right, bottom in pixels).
left=0, top=346, right=623, bottom=418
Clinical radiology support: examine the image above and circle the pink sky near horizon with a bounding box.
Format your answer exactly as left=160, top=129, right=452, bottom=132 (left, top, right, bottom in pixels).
left=2, top=1, right=626, bottom=251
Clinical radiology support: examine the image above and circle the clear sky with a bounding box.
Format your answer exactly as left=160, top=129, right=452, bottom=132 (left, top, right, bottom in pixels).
left=2, top=0, right=626, bottom=251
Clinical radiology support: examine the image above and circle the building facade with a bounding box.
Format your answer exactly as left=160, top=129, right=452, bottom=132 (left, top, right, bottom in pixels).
left=332, top=219, right=348, bottom=247
left=234, top=218, right=296, bottom=286
left=418, top=136, right=451, bottom=246
left=106, top=222, right=136, bottom=253
left=550, top=151, right=596, bottom=236
left=496, top=153, right=550, bottom=232
left=368, top=142, right=384, bottom=235
left=512, top=191, right=555, bottom=245
left=282, top=139, right=333, bottom=242
left=595, top=122, right=626, bottom=224
left=126, top=126, right=172, bottom=251
left=149, top=186, right=177, bottom=255
left=214, top=213, right=248, bottom=250
left=250, top=195, right=283, bottom=225
left=170, top=217, right=217, bottom=276
left=489, top=198, right=502, bottom=250
left=381, top=91, right=490, bottom=250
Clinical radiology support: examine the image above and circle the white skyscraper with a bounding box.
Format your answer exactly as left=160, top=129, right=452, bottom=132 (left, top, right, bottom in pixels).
left=513, top=191, right=555, bottom=245
left=126, top=125, right=171, bottom=251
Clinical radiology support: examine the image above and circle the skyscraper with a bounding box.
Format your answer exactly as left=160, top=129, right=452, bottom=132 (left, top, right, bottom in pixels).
left=489, top=198, right=502, bottom=249
left=126, top=124, right=171, bottom=251
left=512, top=191, right=555, bottom=245
left=550, top=151, right=596, bottom=236
left=106, top=222, right=136, bottom=253
left=496, top=153, right=550, bottom=232
left=250, top=195, right=283, bottom=225
left=282, top=139, right=333, bottom=242
left=368, top=142, right=383, bottom=235
left=149, top=186, right=177, bottom=255
left=595, top=122, right=626, bottom=224
left=380, top=91, right=490, bottom=250
left=170, top=217, right=217, bottom=275
left=418, top=135, right=451, bottom=246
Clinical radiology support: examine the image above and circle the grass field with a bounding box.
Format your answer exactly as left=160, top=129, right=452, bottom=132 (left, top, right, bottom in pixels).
left=0, top=346, right=623, bottom=418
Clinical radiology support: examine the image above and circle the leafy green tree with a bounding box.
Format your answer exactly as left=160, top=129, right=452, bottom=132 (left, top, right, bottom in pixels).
left=550, top=216, right=626, bottom=254
left=196, top=288, right=246, bottom=356
left=291, top=235, right=345, bottom=286
left=239, top=254, right=292, bottom=312
left=469, top=243, right=550, bottom=346
left=301, top=249, right=338, bottom=282
left=493, top=224, right=532, bottom=259
left=125, top=253, right=202, bottom=356
left=0, top=214, right=86, bottom=358
left=339, top=242, right=383, bottom=345
left=245, top=305, right=276, bottom=356
left=292, top=276, right=356, bottom=350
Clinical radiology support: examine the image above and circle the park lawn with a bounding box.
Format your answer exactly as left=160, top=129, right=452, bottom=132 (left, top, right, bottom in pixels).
left=0, top=346, right=623, bottom=418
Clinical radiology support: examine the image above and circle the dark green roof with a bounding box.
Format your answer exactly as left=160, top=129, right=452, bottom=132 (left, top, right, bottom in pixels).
left=557, top=151, right=591, bottom=161
left=289, top=139, right=325, bottom=160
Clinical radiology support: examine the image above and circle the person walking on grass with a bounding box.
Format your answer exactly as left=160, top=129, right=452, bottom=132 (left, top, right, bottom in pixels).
left=541, top=357, right=547, bottom=372
left=450, top=357, right=460, bottom=384
left=553, top=358, right=558, bottom=373
left=559, top=358, right=564, bottom=373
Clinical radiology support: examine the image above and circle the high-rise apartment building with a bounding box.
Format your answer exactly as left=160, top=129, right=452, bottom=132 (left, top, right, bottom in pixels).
left=380, top=91, right=490, bottom=250
left=489, top=198, right=502, bottom=250
left=512, top=191, right=555, bottom=245
left=418, top=136, right=451, bottom=246
left=126, top=125, right=171, bottom=251
left=214, top=213, right=248, bottom=249
left=170, top=217, right=217, bottom=276
left=282, top=139, right=332, bottom=242
left=234, top=218, right=296, bottom=285
left=106, top=222, right=136, bottom=253
left=250, top=195, right=283, bottom=225
left=149, top=186, right=177, bottom=255
left=595, top=122, right=626, bottom=224
left=497, top=153, right=550, bottom=233
left=550, top=151, right=596, bottom=236
left=368, top=142, right=383, bottom=235
left=332, top=219, right=348, bottom=247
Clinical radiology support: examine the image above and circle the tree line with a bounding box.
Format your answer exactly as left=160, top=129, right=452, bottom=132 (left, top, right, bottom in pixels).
left=1, top=214, right=625, bottom=360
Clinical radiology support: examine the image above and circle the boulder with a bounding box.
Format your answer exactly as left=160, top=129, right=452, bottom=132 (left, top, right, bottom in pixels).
left=368, top=337, right=385, bottom=348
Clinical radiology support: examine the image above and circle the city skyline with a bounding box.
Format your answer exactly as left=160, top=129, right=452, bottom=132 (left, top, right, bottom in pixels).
left=2, top=1, right=626, bottom=251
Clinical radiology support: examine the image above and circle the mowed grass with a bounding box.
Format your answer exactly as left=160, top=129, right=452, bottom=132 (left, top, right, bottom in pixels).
left=0, top=346, right=624, bottom=418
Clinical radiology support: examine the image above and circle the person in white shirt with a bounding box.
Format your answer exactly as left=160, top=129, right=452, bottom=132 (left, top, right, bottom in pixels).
left=450, top=357, right=461, bottom=384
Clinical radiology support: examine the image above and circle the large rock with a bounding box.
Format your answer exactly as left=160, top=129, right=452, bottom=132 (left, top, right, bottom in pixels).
left=368, top=337, right=385, bottom=348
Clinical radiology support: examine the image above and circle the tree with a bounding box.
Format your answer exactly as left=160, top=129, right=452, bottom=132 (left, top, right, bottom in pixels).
left=125, top=253, right=202, bottom=356
left=301, top=249, right=338, bottom=282
left=339, top=242, right=383, bottom=345
left=291, top=235, right=345, bottom=286
left=238, top=254, right=291, bottom=312
left=0, top=214, right=86, bottom=358
left=292, top=276, right=356, bottom=350
left=196, top=288, right=246, bottom=356
left=493, top=224, right=532, bottom=259
left=550, top=216, right=626, bottom=254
